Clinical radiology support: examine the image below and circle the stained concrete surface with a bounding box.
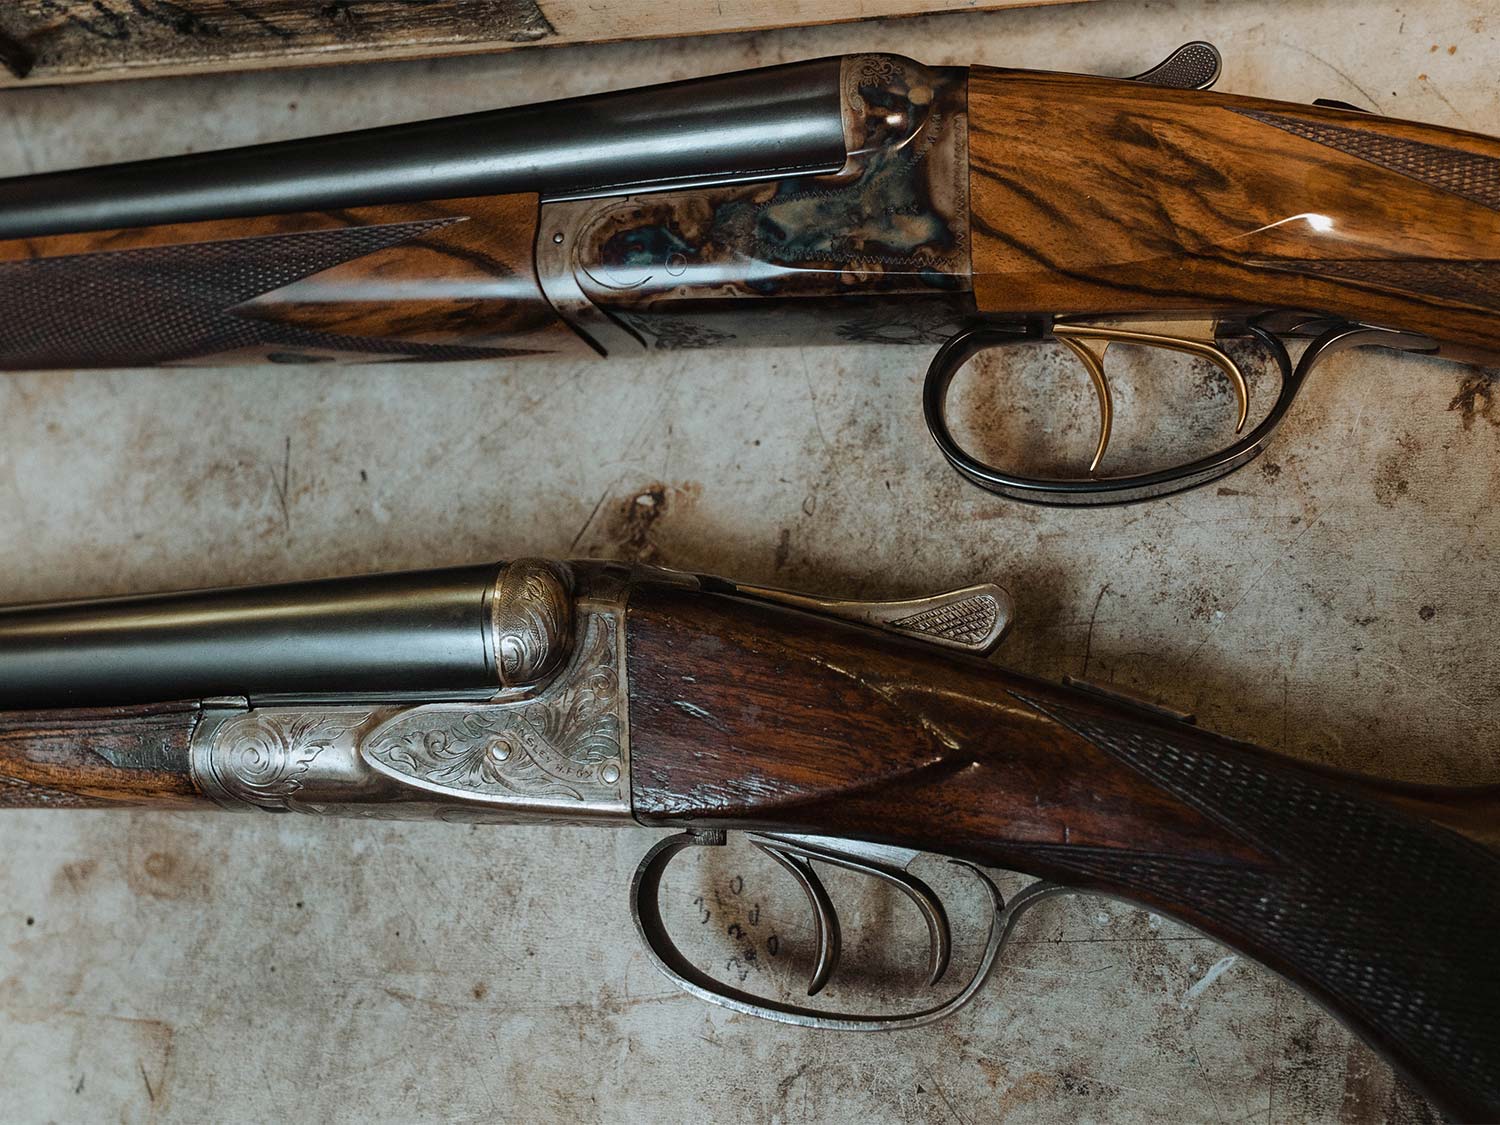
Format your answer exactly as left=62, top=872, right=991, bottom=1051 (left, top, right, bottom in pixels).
left=1, top=1, right=1497, bottom=1120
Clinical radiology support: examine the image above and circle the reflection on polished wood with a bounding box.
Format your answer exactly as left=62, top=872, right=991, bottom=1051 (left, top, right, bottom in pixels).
left=0, top=192, right=590, bottom=369
left=969, top=68, right=1500, bottom=365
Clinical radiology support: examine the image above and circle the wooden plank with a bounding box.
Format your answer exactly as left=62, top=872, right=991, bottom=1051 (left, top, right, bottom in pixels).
left=0, top=0, right=1091, bottom=87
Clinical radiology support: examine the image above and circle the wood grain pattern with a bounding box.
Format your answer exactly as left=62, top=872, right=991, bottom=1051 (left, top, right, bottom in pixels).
left=0, top=700, right=207, bottom=808
left=0, top=192, right=591, bottom=369
left=968, top=69, right=1500, bottom=365
left=0, top=2, right=1086, bottom=86
left=624, top=585, right=1500, bottom=1120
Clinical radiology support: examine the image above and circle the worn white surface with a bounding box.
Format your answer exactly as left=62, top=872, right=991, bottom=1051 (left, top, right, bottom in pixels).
left=1, top=0, right=1498, bottom=1120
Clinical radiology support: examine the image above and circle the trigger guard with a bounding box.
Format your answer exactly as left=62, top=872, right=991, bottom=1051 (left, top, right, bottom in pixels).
left=628, top=830, right=1023, bottom=1031
left=922, top=323, right=1298, bottom=506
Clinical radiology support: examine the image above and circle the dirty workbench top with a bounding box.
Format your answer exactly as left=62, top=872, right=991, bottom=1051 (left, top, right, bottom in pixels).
left=1, top=1, right=1497, bottom=1120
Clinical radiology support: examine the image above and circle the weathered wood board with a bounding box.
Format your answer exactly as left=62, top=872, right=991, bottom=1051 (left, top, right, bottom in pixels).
left=0, top=0, right=1090, bottom=86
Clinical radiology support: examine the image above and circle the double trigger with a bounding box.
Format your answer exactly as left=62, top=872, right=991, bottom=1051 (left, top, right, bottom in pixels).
left=1052, top=321, right=1252, bottom=476
left=630, top=828, right=1066, bottom=1030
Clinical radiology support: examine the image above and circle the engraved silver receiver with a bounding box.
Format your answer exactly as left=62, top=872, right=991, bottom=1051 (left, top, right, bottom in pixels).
left=0, top=557, right=1069, bottom=1027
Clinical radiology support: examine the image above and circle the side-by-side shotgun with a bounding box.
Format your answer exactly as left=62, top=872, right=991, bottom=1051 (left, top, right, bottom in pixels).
left=2, top=44, right=1498, bottom=503
left=0, top=559, right=1495, bottom=1117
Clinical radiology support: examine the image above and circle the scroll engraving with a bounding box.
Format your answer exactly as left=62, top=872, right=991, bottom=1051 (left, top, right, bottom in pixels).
left=197, top=711, right=371, bottom=811
left=186, top=583, right=629, bottom=822
left=364, top=611, right=625, bottom=810
left=491, top=558, right=574, bottom=687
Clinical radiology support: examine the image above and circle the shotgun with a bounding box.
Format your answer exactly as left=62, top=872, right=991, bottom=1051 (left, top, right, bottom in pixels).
left=0, top=558, right=1495, bottom=1117
left=1, top=45, right=1497, bottom=504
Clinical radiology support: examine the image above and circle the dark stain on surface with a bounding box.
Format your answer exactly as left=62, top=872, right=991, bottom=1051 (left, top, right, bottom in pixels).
left=1447, top=369, right=1500, bottom=429
left=127, top=842, right=208, bottom=901
left=52, top=858, right=99, bottom=895
left=601, top=481, right=701, bottom=564
left=1373, top=433, right=1422, bottom=507
left=618, top=484, right=668, bottom=563
left=773, top=528, right=792, bottom=571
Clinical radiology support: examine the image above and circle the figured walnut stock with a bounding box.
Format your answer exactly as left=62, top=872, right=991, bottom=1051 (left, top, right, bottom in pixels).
left=0, top=192, right=589, bottom=369
left=969, top=69, right=1500, bottom=364
left=625, top=586, right=1500, bottom=1121
left=0, top=700, right=207, bottom=808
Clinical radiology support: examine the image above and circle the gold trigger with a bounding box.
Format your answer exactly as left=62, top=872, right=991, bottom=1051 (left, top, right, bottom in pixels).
left=1053, top=322, right=1251, bottom=475
left=1052, top=331, right=1115, bottom=475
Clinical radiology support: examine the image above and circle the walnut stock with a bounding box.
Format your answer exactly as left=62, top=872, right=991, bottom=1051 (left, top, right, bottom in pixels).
left=623, top=584, right=1500, bottom=1121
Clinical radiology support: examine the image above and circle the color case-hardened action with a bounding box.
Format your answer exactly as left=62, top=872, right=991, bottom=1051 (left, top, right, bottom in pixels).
left=0, top=559, right=1496, bottom=1119
left=2, top=44, right=1498, bottom=503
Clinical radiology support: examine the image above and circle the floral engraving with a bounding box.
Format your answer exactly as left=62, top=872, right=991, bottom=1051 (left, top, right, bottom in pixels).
left=363, top=612, right=625, bottom=808
left=202, top=711, right=367, bottom=811
left=491, top=559, right=574, bottom=686
left=615, top=314, right=736, bottom=351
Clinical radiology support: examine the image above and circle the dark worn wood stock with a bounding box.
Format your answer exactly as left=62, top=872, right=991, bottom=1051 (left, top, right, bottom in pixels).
left=969, top=69, right=1500, bottom=365
left=624, top=586, right=1500, bottom=1120
left=0, top=700, right=207, bottom=808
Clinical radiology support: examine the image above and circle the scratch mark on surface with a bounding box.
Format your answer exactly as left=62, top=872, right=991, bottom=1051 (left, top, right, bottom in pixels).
left=802, top=648, right=965, bottom=752
left=672, top=699, right=728, bottom=732
left=1181, top=954, right=1239, bottom=1007
left=1368, top=656, right=1483, bottom=716
left=1185, top=1023, right=1230, bottom=1124
left=924, top=1071, right=971, bottom=1125
left=269, top=435, right=292, bottom=535
left=1280, top=43, right=1384, bottom=110
left=1081, top=582, right=1112, bottom=678
left=1182, top=506, right=1325, bottom=666
left=1418, top=77, right=1476, bottom=131
left=799, top=350, right=835, bottom=458
left=623, top=368, right=682, bottom=459
left=138, top=1059, right=155, bottom=1103
left=569, top=479, right=618, bottom=552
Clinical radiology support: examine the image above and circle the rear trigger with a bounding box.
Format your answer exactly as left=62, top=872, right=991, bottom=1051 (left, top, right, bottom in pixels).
left=1052, top=319, right=1251, bottom=477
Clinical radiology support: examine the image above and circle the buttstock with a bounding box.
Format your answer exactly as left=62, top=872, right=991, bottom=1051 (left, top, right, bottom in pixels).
left=969, top=69, right=1500, bottom=365
left=625, top=586, right=1500, bottom=1120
